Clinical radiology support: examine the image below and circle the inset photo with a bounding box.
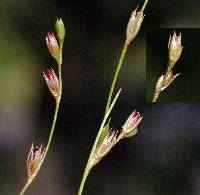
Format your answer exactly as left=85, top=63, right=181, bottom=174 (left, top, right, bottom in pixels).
left=146, top=28, right=200, bottom=102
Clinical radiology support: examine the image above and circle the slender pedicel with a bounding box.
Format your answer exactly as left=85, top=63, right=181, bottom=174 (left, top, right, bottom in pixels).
left=78, top=1, right=148, bottom=194
left=19, top=18, right=65, bottom=195
left=152, top=31, right=183, bottom=102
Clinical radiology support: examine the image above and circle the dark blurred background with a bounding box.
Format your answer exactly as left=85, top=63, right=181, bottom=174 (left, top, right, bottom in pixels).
left=0, top=0, right=200, bottom=195
left=146, top=28, right=200, bottom=102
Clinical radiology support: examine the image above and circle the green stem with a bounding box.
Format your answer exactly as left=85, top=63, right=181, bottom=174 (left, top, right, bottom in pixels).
left=77, top=169, right=89, bottom=195
left=78, top=0, right=149, bottom=192
left=77, top=90, right=121, bottom=195
left=19, top=85, right=61, bottom=195
left=105, top=44, right=127, bottom=114
left=152, top=61, right=175, bottom=102
left=19, top=49, right=63, bottom=195
left=40, top=48, right=63, bottom=170
left=19, top=181, right=30, bottom=195
left=163, top=61, right=175, bottom=81
left=39, top=96, right=60, bottom=166
left=141, top=0, right=149, bottom=12
left=105, top=0, right=148, bottom=112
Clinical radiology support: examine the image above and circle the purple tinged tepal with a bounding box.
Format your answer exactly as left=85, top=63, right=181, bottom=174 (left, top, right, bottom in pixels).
left=46, top=32, right=60, bottom=63
left=27, top=144, right=45, bottom=183
left=152, top=32, right=183, bottom=102
left=125, top=7, right=144, bottom=47
left=155, top=71, right=180, bottom=93
left=90, top=130, right=118, bottom=168
left=161, top=71, right=180, bottom=91
left=121, top=111, right=143, bottom=138
left=43, top=68, right=60, bottom=100
left=168, top=32, right=183, bottom=64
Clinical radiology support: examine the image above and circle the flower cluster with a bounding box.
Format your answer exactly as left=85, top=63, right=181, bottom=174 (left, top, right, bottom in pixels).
left=90, top=110, right=143, bottom=168
left=22, top=18, right=65, bottom=193
left=152, top=31, right=183, bottom=102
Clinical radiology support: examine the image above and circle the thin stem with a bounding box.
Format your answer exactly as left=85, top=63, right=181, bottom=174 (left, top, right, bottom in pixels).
left=105, top=0, right=148, bottom=112
left=40, top=98, right=60, bottom=165
left=40, top=48, right=63, bottom=168
left=152, top=62, right=175, bottom=102
left=78, top=43, right=127, bottom=195
left=19, top=49, right=63, bottom=195
left=78, top=90, right=121, bottom=195
left=152, top=92, right=159, bottom=103
left=19, top=89, right=61, bottom=195
left=77, top=169, right=89, bottom=195
left=105, top=44, right=127, bottom=113
left=19, top=182, right=30, bottom=195
left=163, top=62, right=175, bottom=81
left=141, top=0, right=149, bottom=12
left=19, top=89, right=60, bottom=195
left=59, top=46, right=63, bottom=93
left=78, top=0, right=149, bottom=193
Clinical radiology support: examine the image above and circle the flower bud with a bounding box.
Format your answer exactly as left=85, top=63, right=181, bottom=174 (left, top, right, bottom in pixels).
left=90, top=130, right=118, bottom=168
left=121, top=111, right=143, bottom=138
left=46, top=32, right=60, bottom=63
left=43, top=68, right=60, bottom=100
left=168, top=32, right=183, bottom=64
left=55, top=18, right=65, bottom=47
left=27, top=144, right=45, bottom=183
left=125, top=7, right=144, bottom=47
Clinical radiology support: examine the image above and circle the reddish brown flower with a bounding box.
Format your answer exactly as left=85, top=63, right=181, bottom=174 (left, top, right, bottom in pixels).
left=96, top=130, right=117, bottom=157
left=90, top=130, right=118, bottom=168
left=27, top=144, right=45, bottom=183
left=121, top=111, right=143, bottom=137
left=43, top=68, right=60, bottom=100
left=46, top=32, right=60, bottom=63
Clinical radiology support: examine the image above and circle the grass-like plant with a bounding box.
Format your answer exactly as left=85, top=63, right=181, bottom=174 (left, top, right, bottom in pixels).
left=78, top=0, right=148, bottom=194
left=19, top=18, right=65, bottom=195
left=152, top=31, right=183, bottom=102
left=18, top=0, right=148, bottom=194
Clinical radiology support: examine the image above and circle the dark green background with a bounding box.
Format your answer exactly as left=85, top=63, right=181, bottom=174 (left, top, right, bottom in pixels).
left=0, top=0, right=200, bottom=195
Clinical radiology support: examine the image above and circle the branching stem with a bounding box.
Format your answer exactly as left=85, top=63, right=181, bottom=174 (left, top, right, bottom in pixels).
left=77, top=0, right=148, bottom=194
left=77, top=89, right=121, bottom=195
left=105, top=43, right=127, bottom=113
